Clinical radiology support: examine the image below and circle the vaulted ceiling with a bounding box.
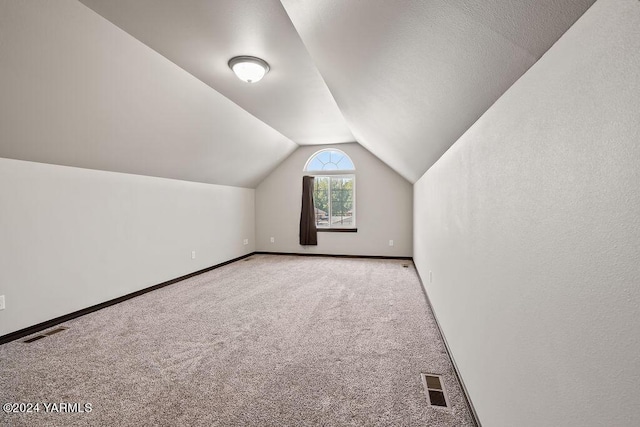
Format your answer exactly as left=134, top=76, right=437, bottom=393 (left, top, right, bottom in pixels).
left=1, top=0, right=596, bottom=186
left=280, top=0, right=596, bottom=182
left=78, top=0, right=354, bottom=146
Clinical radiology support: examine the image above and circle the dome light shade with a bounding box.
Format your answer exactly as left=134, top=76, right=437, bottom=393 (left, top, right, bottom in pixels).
left=228, top=56, right=270, bottom=83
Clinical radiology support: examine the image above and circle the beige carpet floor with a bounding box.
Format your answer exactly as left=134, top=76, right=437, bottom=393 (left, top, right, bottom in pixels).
left=0, top=255, right=475, bottom=426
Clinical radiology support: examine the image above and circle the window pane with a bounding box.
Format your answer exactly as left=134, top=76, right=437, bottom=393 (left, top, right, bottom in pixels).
left=323, top=162, right=338, bottom=171
left=336, top=155, right=354, bottom=170
left=330, top=177, right=354, bottom=227
left=317, top=151, right=331, bottom=164
left=307, top=157, right=324, bottom=171
left=305, top=149, right=355, bottom=172
left=313, top=177, right=329, bottom=227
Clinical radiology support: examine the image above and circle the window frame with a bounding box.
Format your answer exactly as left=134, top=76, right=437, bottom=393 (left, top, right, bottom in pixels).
left=311, top=173, right=356, bottom=230
left=304, top=149, right=357, bottom=231
left=303, top=148, right=355, bottom=173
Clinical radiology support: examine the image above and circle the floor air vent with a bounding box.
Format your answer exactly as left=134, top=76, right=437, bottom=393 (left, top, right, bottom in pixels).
left=44, top=326, right=68, bottom=336
left=23, top=335, right=47, bottom=343
left=23, top=327, right=68, bottom=343
left=421, top=373, right=449, bottom=408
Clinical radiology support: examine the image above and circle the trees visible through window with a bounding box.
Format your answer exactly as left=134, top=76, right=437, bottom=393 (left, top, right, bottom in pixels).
left=304, top=149, right=356, bottom=229
left=313, top=176, right=354, bottom=227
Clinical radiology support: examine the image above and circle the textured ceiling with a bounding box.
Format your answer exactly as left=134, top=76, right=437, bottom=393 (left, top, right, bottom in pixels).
left=1, top=0, right=596, bottom=187
left=280, top=0, right=595, bottom=182
left=78, top=0, right=354, bottom=146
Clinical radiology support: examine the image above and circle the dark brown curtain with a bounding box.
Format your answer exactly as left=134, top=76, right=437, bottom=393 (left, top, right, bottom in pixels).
left=299, top=176, right=317, bottom=245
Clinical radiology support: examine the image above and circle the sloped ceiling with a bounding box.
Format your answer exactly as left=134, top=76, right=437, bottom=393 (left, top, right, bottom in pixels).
left=0, top=0, right=296, bottom=188
left=78, top=0, right=354, bottom=146
left=1, top=0, right=596, bottom=187
left=280, top=0, right=596, bottom=182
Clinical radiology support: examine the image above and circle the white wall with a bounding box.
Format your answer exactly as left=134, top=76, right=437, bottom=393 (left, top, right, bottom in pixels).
left=0, top=158, right=255, bottom=336
left=413, top=1, right=640, bottom=426
left=256, top=143, right=412, bottom=257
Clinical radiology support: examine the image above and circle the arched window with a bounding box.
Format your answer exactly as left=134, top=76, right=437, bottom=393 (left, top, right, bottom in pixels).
left=304, top=149, right=355, bottom=172
left=304, top=149, right=356, bottom=230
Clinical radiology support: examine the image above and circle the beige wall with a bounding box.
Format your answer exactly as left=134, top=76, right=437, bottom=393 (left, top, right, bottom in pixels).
left=256, top=143, right=412, bottom=257
left=0, top=159, right=255, bottom=336
left=413, top=1, right=640, bottom=426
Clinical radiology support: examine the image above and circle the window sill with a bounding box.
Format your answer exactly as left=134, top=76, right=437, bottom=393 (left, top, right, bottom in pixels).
left=317, top=228, right=358, bottom=233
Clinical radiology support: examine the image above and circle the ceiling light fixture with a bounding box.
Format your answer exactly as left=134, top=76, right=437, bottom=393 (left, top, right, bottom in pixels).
left=228, top=56, right=270, bottom=83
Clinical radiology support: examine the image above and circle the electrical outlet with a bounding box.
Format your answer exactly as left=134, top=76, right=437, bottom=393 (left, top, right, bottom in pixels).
left=389, top=240, right=394, bottom=246
left=429, top=271, right=433, bottom=283
left=191, top=250, right=196, bottom=260
left=0, top=295, right=5, bottom=310
left=270, top=237, right=275, bottom=243
left=243, top=239, right=249, bottom=245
